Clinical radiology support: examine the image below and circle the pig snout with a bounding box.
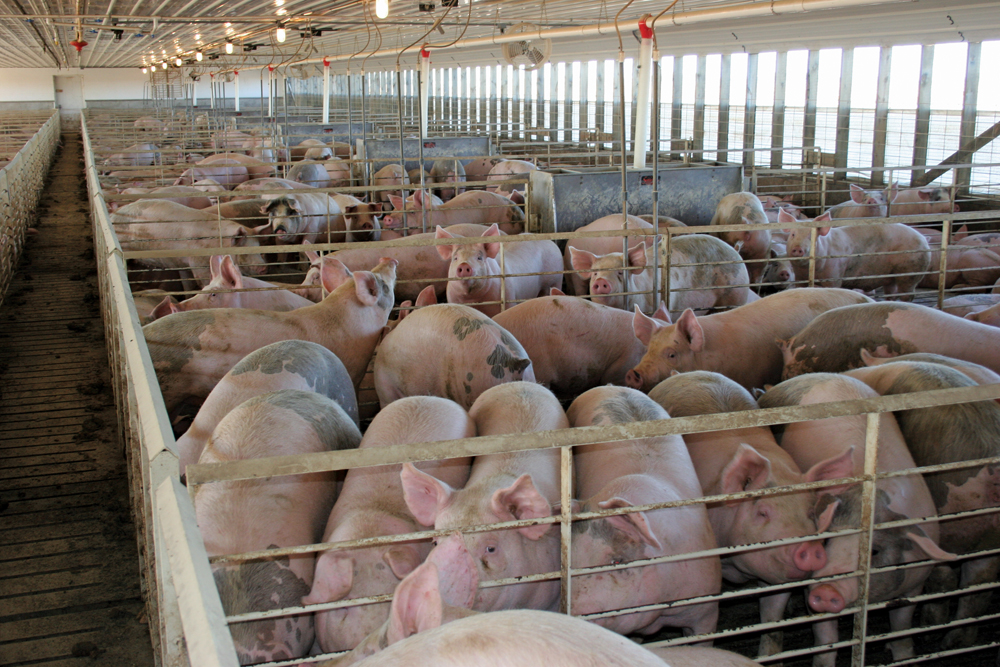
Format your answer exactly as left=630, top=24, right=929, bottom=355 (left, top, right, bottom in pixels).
left=809, top=584, right=846, bottom=613
left=789, top=245, right=806, bottom=258
left=625, top=369, right=644, bottom=390
left=777, top=266, right=792, bottom=281
left=456, top=263, right=474, bottom=278
left=591, top=278, right=613, bottom=295
left=426, top=533, right=479, bottom=609
left=792, top=540, right=827, bottom=573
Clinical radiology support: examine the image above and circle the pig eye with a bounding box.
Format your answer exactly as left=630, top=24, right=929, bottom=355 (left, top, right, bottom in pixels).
left=756, top=506, right=770, bottom=520
left=664, top=350, right=677, bottom=360
left=485, top=545, right=497, bottom=554
left=611, top=557, right=624, bottom=566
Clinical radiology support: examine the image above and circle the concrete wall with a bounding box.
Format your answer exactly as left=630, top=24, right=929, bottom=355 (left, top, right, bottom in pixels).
left=0, top=68, right=149, bottom=104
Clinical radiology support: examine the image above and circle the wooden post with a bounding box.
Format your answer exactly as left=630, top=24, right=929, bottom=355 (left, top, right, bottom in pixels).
left=912, top=45, right=934, bottom=183
left=835, top=48, right=854, bottom=171
left=693, top=55, right=707, bottom=163
left=771, top=51, right=788, bottom=169
left=743, top=53, right=759, bottom=169
left=871, top=46, right=892, bottom=186
left=596, top=60, right=606, bottom=140
left=803, top=50, right=820, bottom=154
left=957, top=42, right=981, bottom=192
left=565, top=61, right=575, bottom=143
left=550, top=63, right=559, bottom=137
left=581, top=61, right=591, bottom=139
left=612, top=59, right=623, bottom=155
left=671, top=56, right=683, bottom=160
left=718, top=54, right=731, bottom=163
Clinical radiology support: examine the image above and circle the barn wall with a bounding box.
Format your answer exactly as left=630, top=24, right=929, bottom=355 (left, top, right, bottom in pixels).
left=0, top=67, right=148, bottom=107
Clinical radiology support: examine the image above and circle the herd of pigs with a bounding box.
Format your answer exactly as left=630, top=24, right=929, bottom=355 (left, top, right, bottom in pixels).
left=95, top=118, right=1000, bottom=666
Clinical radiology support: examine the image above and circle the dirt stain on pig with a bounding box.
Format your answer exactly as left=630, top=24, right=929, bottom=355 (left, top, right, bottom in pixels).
left=251, top=390, right=361, bottom=452
left=144, top=310, right=216, bottom=375
left=486, top=345, right=531, bottom=380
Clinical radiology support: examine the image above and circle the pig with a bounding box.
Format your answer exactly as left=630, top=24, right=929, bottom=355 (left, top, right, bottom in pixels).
left=102, top=142, right=160, bottom=167
left=111, top=199, right=267, bottom=289
left=193, top=389, right=360, bottom=665
left=435, top=224, right=563, bottom=316
left=843, top=361, right=1000, bottom=650
left=760, top=194, right=807, bottom=223
left=329, top=194, right=382, bottom=243
left=966, top=300, right=1000, bottom=327
left=401, top=382, right=567, bottom=612
left=374, top=303, right=533, bottom=408
left=132, top=289, right=174, bottom=324
left=305, top=397, right=474, bottom=653
left=262, top=192, right=344, bottom=245
left=493, top=295, right=649, bottom=397
left=287, top=161, right=331, bottom=188
left=827, top=183, right=889, bottom=219
left=564, top=214, right=654, bottom=296
left=626, top=287, right=873, bottom=393
left=174, top=161, right=250, bottom=189
left=372, top=164, right=410, bottom=204
left=889, top=185, right=959, bottom=216
left=758, top=374, right=952, bottom=667
left=462, top=158, right=501, bottom=185
left=485, top=159, right=536, bottom=195
left=570, top=234, right=749, bottom=315
left=917, top=242, right=1000, bottom=290
left=198, top=152, right=275, bottom=180
left=133, top=116, right=165, bottom=132
left=137, top=185, right=214, bottom=210
left=648, top=370, right=850, bottom=657
left=759, top=240, right=795, bottom=294
left=429, top=158, right=467, bottom=201
left=202, top=199, right=272, bottom=230
left=305, top=145, right=334, bottom=160
left=324, top=158, right=358, bottom=189
left=778, top=301, right=1000, bottom=379
left=406, top=168, right=432, bottom=188
left=940, top=293, right=1000, bottom=318
left=709, top=192, right=771, bottom=284
left=149, top=255, right=313, bottom=320
left=175, top=340, right=358, bottom=475
left=233, top=177, right=314, bottom=195
left=211, top=128, right=253, bottom=152
left=781, top=208, right=931, bottom=299
left=143, top=257, right=396, bottom=417
left=290, top=138, right=328, bottom=160
left=859, top=349, right=1000, bottom=387
left=567, top=386, right=721, bottom=637
left=382, top=189, right=525, bottom=239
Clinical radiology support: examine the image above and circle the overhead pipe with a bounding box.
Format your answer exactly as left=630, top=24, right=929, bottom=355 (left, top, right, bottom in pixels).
left=632, top=17, right=655, bottom=169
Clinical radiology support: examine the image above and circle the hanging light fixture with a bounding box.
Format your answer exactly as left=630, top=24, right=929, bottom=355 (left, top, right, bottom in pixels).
left=276, top=25, right=286, bottom=42
left=225, top=40, right=234, bottom=54
left=375, top=0, right=389, bottom=19
left=161, top=61, right=168, bottom=69
left=175, top=57, right=183, bottom=66
left=141, top=67, right=147, bottom=73
left=195, top=51, right=203, bottom=61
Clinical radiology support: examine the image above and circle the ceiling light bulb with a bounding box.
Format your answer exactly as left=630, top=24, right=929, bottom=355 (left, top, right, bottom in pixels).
left=141, top=67, right=147, bottom=73
left=225, top=41, right=233, bottom=54
left=175, top=57, right=182, bottom=66
left=196, top=51, right=203, bottom=61
left=375, top=0, right=389, bottom=19
left=161, top=61, right=168, bottom=69
left=276, top=26, right=286, bottom=42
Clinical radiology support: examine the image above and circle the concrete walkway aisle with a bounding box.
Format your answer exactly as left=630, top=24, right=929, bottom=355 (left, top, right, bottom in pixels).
left=0, top=132, right=154, bottom=667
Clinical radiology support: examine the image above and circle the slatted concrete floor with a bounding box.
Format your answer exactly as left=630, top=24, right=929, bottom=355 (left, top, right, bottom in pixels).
left=0, top=132, right=154, bottom=667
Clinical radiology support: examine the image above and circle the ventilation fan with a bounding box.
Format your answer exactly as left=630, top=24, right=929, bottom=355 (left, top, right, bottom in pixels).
left=501, top=23, right=551, bottom=71
left=188, top=71, right=201, bottom=81
left=289, top=64, right=320, bottom=80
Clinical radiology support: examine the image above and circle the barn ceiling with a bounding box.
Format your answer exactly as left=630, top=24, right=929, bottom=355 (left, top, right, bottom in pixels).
left=0, top=0, right=997, bottom=70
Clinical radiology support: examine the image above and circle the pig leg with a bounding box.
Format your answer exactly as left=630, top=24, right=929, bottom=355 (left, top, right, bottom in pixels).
left=943, top=555, right=1000, bottom=649
left=757, top=590, right=790, bottom=657
left=810, top=618, right=839, bottom=667
left=681, top=603, right=719, bottom=647
left=921, top=564, right=958, bottom=627
left=886, top=603, right=917, bottom=660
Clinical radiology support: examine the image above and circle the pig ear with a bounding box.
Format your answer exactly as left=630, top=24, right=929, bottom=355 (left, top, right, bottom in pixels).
left=150, top=296, right=181, bottom=320
left=353, top=271, right=381, bottom=307
left=482, top=224, right=501, bottom=259
left=814, top=496, right=840, bottom=533
left=805, top=446, right=856, bottom=495
left=850, top=183, right=865, bottom=203
left=651, top=301, right=671, bottom=324
left=304, top=244, right=321, bottom=263
left=549, top=287, right=566, bottom=296
left=384, top=545, right=423, bottom=580
left=413, top=189, right=429, bottom=209
left=220, top=255, right=243, bottom=289
left=415, top=285, right=438, bottom=308
left=209, top=254, right=225, bottom=279
left=904, top=527, right=957, bottom=561
left=491, top=474, right=553, bottom=541
left=230, top=227, right=249, bottom=247
left=627, top=242, right=648, bottom=274
left=401, top=463, right=454, bottom=527
left=509, top=190, right=525, bottom=206
left=386, top=562, right=444, bottom=646
left=632, top=305, right=665, bottom=347
left=918, top=189, right=933, bottom=201
left=569, top=247, right=597, bottom=278
left=320, top=257, right=353, bottom=295
left=388, top=194, right=404, bottom=211
left=720, top=444, right=772, bottom=497
left=676, top=309, right=704, bottom=352
left=777, top=208, right=797, bottom=224
left=397, top=300, right=413, bottom=322
left=435, top=226, right=456, bottom=261
left=597, top=497, right=662, bottom=550
left=301, top=555, right=353, bottom=605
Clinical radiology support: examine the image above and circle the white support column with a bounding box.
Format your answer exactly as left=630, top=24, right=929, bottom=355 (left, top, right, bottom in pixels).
left=234, top=70, right=240, bottom=112
left=210, top=74, right=215, bottom=109
left=420, top=48, right=431, bottom=138
left=322, top=58, right=331, bottom=123
left=267, top=67, right=274, bottom=117
left=192, top=79, right=198, bottom=107
left=632, top=18, right=654, bottom=169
